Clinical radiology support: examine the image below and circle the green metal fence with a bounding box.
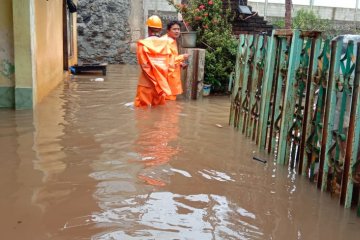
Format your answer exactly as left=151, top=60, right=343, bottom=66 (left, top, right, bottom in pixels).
left=229, top=30, right=360, bottom=215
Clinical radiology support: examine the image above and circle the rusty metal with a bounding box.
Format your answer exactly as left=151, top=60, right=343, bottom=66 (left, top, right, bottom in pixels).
left=340, top=42, right=360, bottom=206
left=275, top=29, right=294, bottom=37
left=250, top=36, right=268, bottom=144
left=267, top=38, right=283, bottom=154
left=305, top=39, right=330, bottom=181
left=317, top=40, right=342, bottom=190
left=241, top=36, right=256, bottom=134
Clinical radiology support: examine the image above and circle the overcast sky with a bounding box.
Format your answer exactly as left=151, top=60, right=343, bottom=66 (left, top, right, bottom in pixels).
left=250, top=0, right=358, bottom=9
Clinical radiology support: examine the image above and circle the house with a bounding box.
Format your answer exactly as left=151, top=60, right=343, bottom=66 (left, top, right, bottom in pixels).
left=0, top=0, right=78, bottom=109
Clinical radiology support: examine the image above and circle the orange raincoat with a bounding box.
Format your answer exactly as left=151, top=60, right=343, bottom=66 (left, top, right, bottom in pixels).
left=135, top=36, right=174, bottom=107
left=162, top=34, right=186, bottom=100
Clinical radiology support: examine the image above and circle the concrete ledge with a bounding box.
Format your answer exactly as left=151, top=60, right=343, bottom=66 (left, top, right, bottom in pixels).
left=0, top=87, right=15, bottom=108
left=15, top=87, right=32, bottom=109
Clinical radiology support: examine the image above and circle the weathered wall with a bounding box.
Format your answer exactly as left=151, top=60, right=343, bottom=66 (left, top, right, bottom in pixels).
left=68, top=1, right=79, bottom=69
left=143, top=0, right=179, bottom=36
left=129, top=0, right=145, bottom=54
left=0, top=0, right=15, bottom=107
left=77, top=0, right=137, bottom=64
left=12, top=0, right=34, bottom=109
left=0, top=0, right=14, bottom=87
left=248, top=1, right=360, bottom=22
left=34, top=0, right=65, bottom=104
left=76, top=0, right=182, bottom=64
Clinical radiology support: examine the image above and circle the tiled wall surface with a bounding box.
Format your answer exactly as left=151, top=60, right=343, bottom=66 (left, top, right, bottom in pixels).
left=0, top=87, right=15, bottom=108
left=15, top=88, right=32, bottom=110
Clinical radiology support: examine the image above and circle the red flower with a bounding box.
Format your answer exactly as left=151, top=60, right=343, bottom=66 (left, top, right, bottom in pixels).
left=208, top=1, right=213, bottom=5
left=204, top=12, right=208, bottom=17
left=195, top=16, right=202, bottom=20
left=199, top=4, right=205, bottom=10
left=203, top=25, right=209, bottom=29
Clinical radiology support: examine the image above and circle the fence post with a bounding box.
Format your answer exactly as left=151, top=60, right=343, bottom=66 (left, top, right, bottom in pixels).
left=259, top=31, right=276, bottom=150
left=340, top=42, right=360, bottom=207
left=229, top=35, right=246, bottom=127
left=277, top=30, right=303, bottom=165
left=318, top=40, right=343, bottom=191
left=304, top=39, right=331, bottom=180
left=249, top=35, right=266, bottom=140
left=298, top=36, right=322, bottom=175
left=238, top=35, right=255, bottom=130
left=270, top=37, right=291, bottom=155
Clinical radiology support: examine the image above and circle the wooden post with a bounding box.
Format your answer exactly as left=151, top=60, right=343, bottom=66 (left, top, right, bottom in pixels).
left=259, top=30, right=277, bottom=150
left=299, top=37, right=322, bottom=175
left=181, top=48, right=206, bottom=100
left=277, top=30, right=302, bottom=165
left=298, top=36, right=321, bottom=175
left=318, top=40, right=342, bottom=191
left=238, top=35, right=254, bottom=130
left=229, top=35, right=246, bottom=126
left=341, top=42, right=360, bottom=207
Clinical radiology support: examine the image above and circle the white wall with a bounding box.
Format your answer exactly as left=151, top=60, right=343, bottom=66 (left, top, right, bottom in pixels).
left=249, top=1, right=360, bottom=21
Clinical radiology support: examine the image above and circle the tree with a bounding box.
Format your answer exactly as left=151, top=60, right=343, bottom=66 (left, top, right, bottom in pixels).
left=273, top=9, right=331, bottom=35
left=285, top=0, right=292, bottom=29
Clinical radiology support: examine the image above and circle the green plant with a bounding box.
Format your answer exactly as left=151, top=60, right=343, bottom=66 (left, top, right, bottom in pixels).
left=292, top=9, right=330, bottom=31
left=273, top=9, right=331, bottom=33
left=167, top=0, right=237, bottom=90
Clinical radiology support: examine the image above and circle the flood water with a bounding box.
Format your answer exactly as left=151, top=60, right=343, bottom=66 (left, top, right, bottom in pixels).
left=0, top=65, right=359, bottom=240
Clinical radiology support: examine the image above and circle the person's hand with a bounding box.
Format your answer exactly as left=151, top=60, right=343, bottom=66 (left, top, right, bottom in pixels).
left=183, top=53, right=190, bottom=60
left=181, top=62, right=188, bottom=69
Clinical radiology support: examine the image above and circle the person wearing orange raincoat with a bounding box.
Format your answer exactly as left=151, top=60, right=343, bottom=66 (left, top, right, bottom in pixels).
left=134, top=15, right=175, bottom=107
left=161, top=21, right=189, bottom=101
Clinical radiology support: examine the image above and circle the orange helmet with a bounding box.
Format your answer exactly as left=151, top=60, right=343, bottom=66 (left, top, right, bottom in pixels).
left=146, top=15, right=162, bottom=29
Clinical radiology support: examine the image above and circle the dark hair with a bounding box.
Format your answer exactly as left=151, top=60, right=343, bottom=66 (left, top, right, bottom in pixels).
left=167, top=20, right=181, bottom=30
left=148, top=27, right=162, bottom=34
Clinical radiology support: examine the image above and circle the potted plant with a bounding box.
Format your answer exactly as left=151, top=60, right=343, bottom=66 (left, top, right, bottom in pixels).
left=167, top=0, right=238, bottom=94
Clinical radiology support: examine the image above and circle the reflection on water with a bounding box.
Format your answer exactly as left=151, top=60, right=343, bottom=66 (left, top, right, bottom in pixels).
left=134, top=104, right=181, bottom=187
left=91, top=193, right=262, bottom=240
left=0, top=65, right=359, bottom=240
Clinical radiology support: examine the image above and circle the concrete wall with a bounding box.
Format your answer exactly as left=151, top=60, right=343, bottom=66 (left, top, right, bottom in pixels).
left=248, top=1, right=360, bottom=22
left=12, top=0, right=34, bottom=109
left=34, top=0, right=66, bottom=104
left=2, top=0, right=77, bottom=109
left=143, top=0, right=180, bottom=36
left=68, top=2, right=79, bottom=69
left=129, top=0, right=144, bottom=54
left=0, top=0, right=15, bottom=107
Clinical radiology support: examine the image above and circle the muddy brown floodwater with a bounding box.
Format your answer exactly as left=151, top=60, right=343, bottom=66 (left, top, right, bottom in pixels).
left=0, top=65, right=359, bottom=240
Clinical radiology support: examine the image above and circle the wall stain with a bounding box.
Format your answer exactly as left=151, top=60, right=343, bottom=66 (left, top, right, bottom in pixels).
left=1, top=59, right=15, bottom=80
